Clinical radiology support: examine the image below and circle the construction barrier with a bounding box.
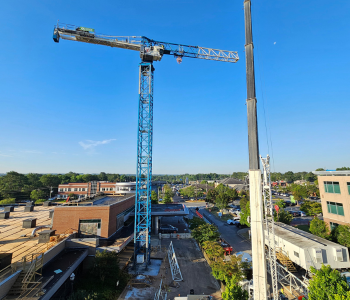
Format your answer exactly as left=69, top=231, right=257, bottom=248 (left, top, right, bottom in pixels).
left=159, top=233, right=191, bottom=239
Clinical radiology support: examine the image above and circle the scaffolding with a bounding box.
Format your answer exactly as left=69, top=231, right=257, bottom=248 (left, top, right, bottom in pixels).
left=261, top=155, right=278, bottom=300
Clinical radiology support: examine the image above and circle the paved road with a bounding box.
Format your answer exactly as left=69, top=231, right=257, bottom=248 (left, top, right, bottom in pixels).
left=193, top=208, right=252, bottom=254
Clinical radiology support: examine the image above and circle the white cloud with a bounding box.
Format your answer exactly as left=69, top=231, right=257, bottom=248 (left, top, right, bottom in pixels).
left=79, top=139, right=116, bottom=150
left=274, top=42, right=276, bottom=45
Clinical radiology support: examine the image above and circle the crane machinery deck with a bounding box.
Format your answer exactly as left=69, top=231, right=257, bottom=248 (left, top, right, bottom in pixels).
left=52, top=22, right=239, bottom=267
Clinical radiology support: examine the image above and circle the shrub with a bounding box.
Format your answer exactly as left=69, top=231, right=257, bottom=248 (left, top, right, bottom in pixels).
left=192, top=223, right=220, bottom=245
left=0, top=198, right=16, bottom=205
left=309, top=218, right=331, bottom=239
left=35, top=199, right=46, bottom=204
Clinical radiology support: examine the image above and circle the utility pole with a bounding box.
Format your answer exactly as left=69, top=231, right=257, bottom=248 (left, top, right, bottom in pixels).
left=49, top=186, right=53, bottom=200
left=244, top=0, right=268, bottom=299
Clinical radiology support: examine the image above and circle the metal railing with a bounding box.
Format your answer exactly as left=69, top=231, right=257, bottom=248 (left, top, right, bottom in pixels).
left=154, top=279, right=167, bottom=300
left=167, top=241, right=182, bottom=282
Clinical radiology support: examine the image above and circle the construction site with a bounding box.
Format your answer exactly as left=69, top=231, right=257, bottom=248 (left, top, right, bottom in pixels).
left=0, top=1, right=349, bottom=300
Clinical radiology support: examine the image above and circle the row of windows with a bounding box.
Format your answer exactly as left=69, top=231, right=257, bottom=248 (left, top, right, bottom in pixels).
left=327, top=201, right=344, bottom=216
left=324, top=181, right=350, bottom=195
left=59, top=188, right=86, bottom=192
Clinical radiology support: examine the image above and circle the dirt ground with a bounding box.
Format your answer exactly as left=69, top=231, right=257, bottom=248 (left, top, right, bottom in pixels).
left=118, top=238, right=222, bottom=300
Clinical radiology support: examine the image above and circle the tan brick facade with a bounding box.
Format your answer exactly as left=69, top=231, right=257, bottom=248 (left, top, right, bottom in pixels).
left=52, top=195, right=135, bottom=238
left=318, top=175, right=350, bottom=227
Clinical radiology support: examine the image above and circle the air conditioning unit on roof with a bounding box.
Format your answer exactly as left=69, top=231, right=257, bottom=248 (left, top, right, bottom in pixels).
left=334, top=247, right=343, bottom=262
left=313, top=248, right=323, bottom=264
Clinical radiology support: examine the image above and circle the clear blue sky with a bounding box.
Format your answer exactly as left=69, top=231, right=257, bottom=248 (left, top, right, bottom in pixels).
left=1, top=1, right=349, bottom=174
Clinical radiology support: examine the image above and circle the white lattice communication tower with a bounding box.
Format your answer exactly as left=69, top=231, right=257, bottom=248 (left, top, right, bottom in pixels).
left=260, top=155, right=278, bottom=300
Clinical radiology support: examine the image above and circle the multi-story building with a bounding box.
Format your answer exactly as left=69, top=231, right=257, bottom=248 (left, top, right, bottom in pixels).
left=313, top=170, right=350, bottom=229
left=57, top=181, right=136, bottom=199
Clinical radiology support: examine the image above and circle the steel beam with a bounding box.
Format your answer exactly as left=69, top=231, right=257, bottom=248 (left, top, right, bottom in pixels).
left=134, top=61, right=154, bottom=266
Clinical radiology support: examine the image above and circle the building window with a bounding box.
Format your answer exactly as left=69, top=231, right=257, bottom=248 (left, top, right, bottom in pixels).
left=68, top=188, right=71, bottom=192
left=294, top=251, right=299, bottom=258
left=324, top=181, right=340, bottom=194
left=58, top=188, right=63, bottom=192
left=74, top=188, right=77, bottom=191
left=347, top=183, right=350, bottom=195
left=327, top=202, right=344, bottom=216
left=330, top=222, right=339, bottom=230
left=82, top=188, right=85, bottom=191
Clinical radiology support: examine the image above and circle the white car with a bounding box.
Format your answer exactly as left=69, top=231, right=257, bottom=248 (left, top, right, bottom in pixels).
left=300, top=211, right=307, bottom=217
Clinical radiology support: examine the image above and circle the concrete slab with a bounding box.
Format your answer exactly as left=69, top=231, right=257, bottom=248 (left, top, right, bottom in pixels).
left=129, top=258, right=162, bottom=276
left=119, top=238, right=222, bottom=300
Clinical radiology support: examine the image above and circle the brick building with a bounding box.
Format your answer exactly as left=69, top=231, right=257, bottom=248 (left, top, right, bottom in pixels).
left=313, top=170, right=350, bottom=230
left=52, top=195, right=135, bottom=238
left=57, top=181, right=136, bottom=199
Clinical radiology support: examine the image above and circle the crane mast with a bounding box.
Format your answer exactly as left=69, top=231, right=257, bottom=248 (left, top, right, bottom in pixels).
left=53, top=22, right=238, bottom=267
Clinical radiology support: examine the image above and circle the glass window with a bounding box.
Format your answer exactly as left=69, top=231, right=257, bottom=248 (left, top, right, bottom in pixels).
left=337, top=204, right=344, bottom=216
left=68, top=188, right=71, bottom=192
left=327, top=201, right=345, bottom=216
left=294, top=251, right=299, bottom=258
left=74, top=188, right=77, bottom=191
left=347, top=183, right=350, bottom=195
left=324, top=181, right=340, bottom=194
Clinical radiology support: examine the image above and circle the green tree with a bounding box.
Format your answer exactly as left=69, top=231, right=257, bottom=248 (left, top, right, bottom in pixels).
left=300, top=201, right=322, bottom=216
left=40, top=174, right=61, bottom=188
left=222, top=275, right=249, bottom=300
left=274, top=209, right=293, bottom=225
left=188, top=217, right=207, bottom=230
left=216, top=192, right=229, bottom=210
left=200, top=180, right=208, bottom=184
left=26, top=173, right=43, bottom=189
left=68, top=193, right=76, bottom=200
left=30, top=189, right=46, bottom=201
left=207, top=189, right=218, bottom=203
left=334, top=225, right=350, bottom=248
left=226, top=188, right=238, bottom=201
left=336, top=167, right=350, bottom=171
left=276, top=199, right=286, bottom=209
left=315, top=168, right=325, bottom=171
left=210, top=255, right=248, bottom=282
left=98, top=172, right=108, bottom=181
left=202, top=241, right=225, bottom=260
left=309, top=218, right=331, bottom=239
left=151, top=190, right=158, bottom=204
left=240, top=201, right=251, bottom=227
left=163, top=191, right=172, bottom=204
left=192, top=224, right=220, bottom=245
left=308, top=264, right=350, bottom=300
left=0, top=171, right=29, bottom=199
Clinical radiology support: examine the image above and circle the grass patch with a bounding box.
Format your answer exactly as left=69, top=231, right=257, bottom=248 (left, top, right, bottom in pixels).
left=296, top=225, right=310, bottom=233
left=0, top=198, right=16, bottom=205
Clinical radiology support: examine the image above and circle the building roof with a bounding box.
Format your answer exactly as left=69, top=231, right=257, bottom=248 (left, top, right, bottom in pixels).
left=0, top=206, right=71, bottom=263
left=219, top=178, right=244, bottom=185
left=270, top=222, right=344, bottom=249
left=313, top=170, right=350, bottom=176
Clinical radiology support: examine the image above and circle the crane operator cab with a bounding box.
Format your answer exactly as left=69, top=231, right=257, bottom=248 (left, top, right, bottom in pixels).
left=140, top=45, right=164, bottom=62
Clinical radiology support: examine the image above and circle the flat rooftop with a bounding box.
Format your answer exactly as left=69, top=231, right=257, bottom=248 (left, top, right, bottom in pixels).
left=0, top=206, right=69, bottom=263
left=313, top=170, right=350, bottom=176
left=151, top=204, right=189, bottom=216
left=271, top=222, right=344, bottom=249
left=92, top=195, right=134, bottom=206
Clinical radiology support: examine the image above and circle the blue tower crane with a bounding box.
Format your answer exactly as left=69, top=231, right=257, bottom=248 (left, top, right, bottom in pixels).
left=53, top=23, right=239, bottom=266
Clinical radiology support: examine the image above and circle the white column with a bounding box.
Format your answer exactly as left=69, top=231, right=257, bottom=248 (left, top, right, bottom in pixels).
left=249, top=170, right=267, bottom=299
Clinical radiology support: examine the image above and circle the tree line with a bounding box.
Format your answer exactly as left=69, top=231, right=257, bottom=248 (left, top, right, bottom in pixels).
left=0, top=171, right=136, bottom=201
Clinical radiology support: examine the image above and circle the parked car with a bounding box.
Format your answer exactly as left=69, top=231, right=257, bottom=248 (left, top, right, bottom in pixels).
left=160, top=224, right=178, bottom=233
left=290, top=211, right=300, bottom=217
left=227, top=218, right=240, bottom=225
left=219, top=238, right=233, bottom=255
left=300, top=211, right=307, bottom=217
